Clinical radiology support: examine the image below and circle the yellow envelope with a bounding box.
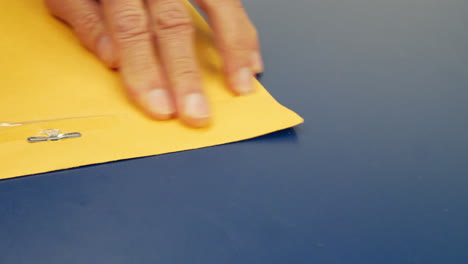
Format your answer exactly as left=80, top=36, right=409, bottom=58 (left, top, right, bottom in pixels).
left=0, top=0, right=303, bottom=180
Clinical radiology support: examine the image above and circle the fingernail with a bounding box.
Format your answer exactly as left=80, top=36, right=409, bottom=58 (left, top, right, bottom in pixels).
left=147, top=89, right=175, bottom=115
left=252, top=52, right=264, bottom=73
left=235, top=68, right=254, bottom=95
left=97, top=35, right=114, bottom=67
left=184, top=93, right=210, bottom=119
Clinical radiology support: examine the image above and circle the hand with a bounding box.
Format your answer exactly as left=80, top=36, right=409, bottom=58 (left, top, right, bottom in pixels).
left=45, top=0, right=263, bottom=127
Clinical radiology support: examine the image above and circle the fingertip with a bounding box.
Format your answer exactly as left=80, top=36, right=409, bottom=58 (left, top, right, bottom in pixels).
left=180, top=93, right=211, bottom=128
left=183, top=93, right=210, bottom=117
left=143, top=109, right=175, bottom=121
left=230, top=67, right=255, bottom=95
left=251, top=52, right=264, bottom=74
left=97, top=35, right=117, bottom=68
left=181, top=116, right=212, bottom=128
left=144, top=89, right=177, bottom=119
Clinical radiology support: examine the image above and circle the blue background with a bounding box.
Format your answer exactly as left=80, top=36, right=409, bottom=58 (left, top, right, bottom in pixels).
left=1, top=0, right=467, bottom=263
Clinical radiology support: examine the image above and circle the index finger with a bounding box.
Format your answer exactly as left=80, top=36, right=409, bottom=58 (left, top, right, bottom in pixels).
left=101, top=0, right=176, bottom=120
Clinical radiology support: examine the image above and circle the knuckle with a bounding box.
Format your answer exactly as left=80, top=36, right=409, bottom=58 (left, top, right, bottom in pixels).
left=171, top=57, right=199, bottom=80
left=224, top=23, right=258, bottom=50
left=224, top=34, right=256, bottom=52
left=125, top=54, right=156, bottom=74
left=74, top=12, right=101, bottom=33
left=113, top=9, right=150, bottom=41
left=155, top=1, right=194, bottom=36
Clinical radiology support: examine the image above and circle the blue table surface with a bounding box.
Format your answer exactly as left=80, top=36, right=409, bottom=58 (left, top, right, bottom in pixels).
left=1, top=0, right=467, bottom=263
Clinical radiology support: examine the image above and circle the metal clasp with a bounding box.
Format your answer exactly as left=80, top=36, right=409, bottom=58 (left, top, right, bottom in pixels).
left=27, top=129, right=82, bottom=143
